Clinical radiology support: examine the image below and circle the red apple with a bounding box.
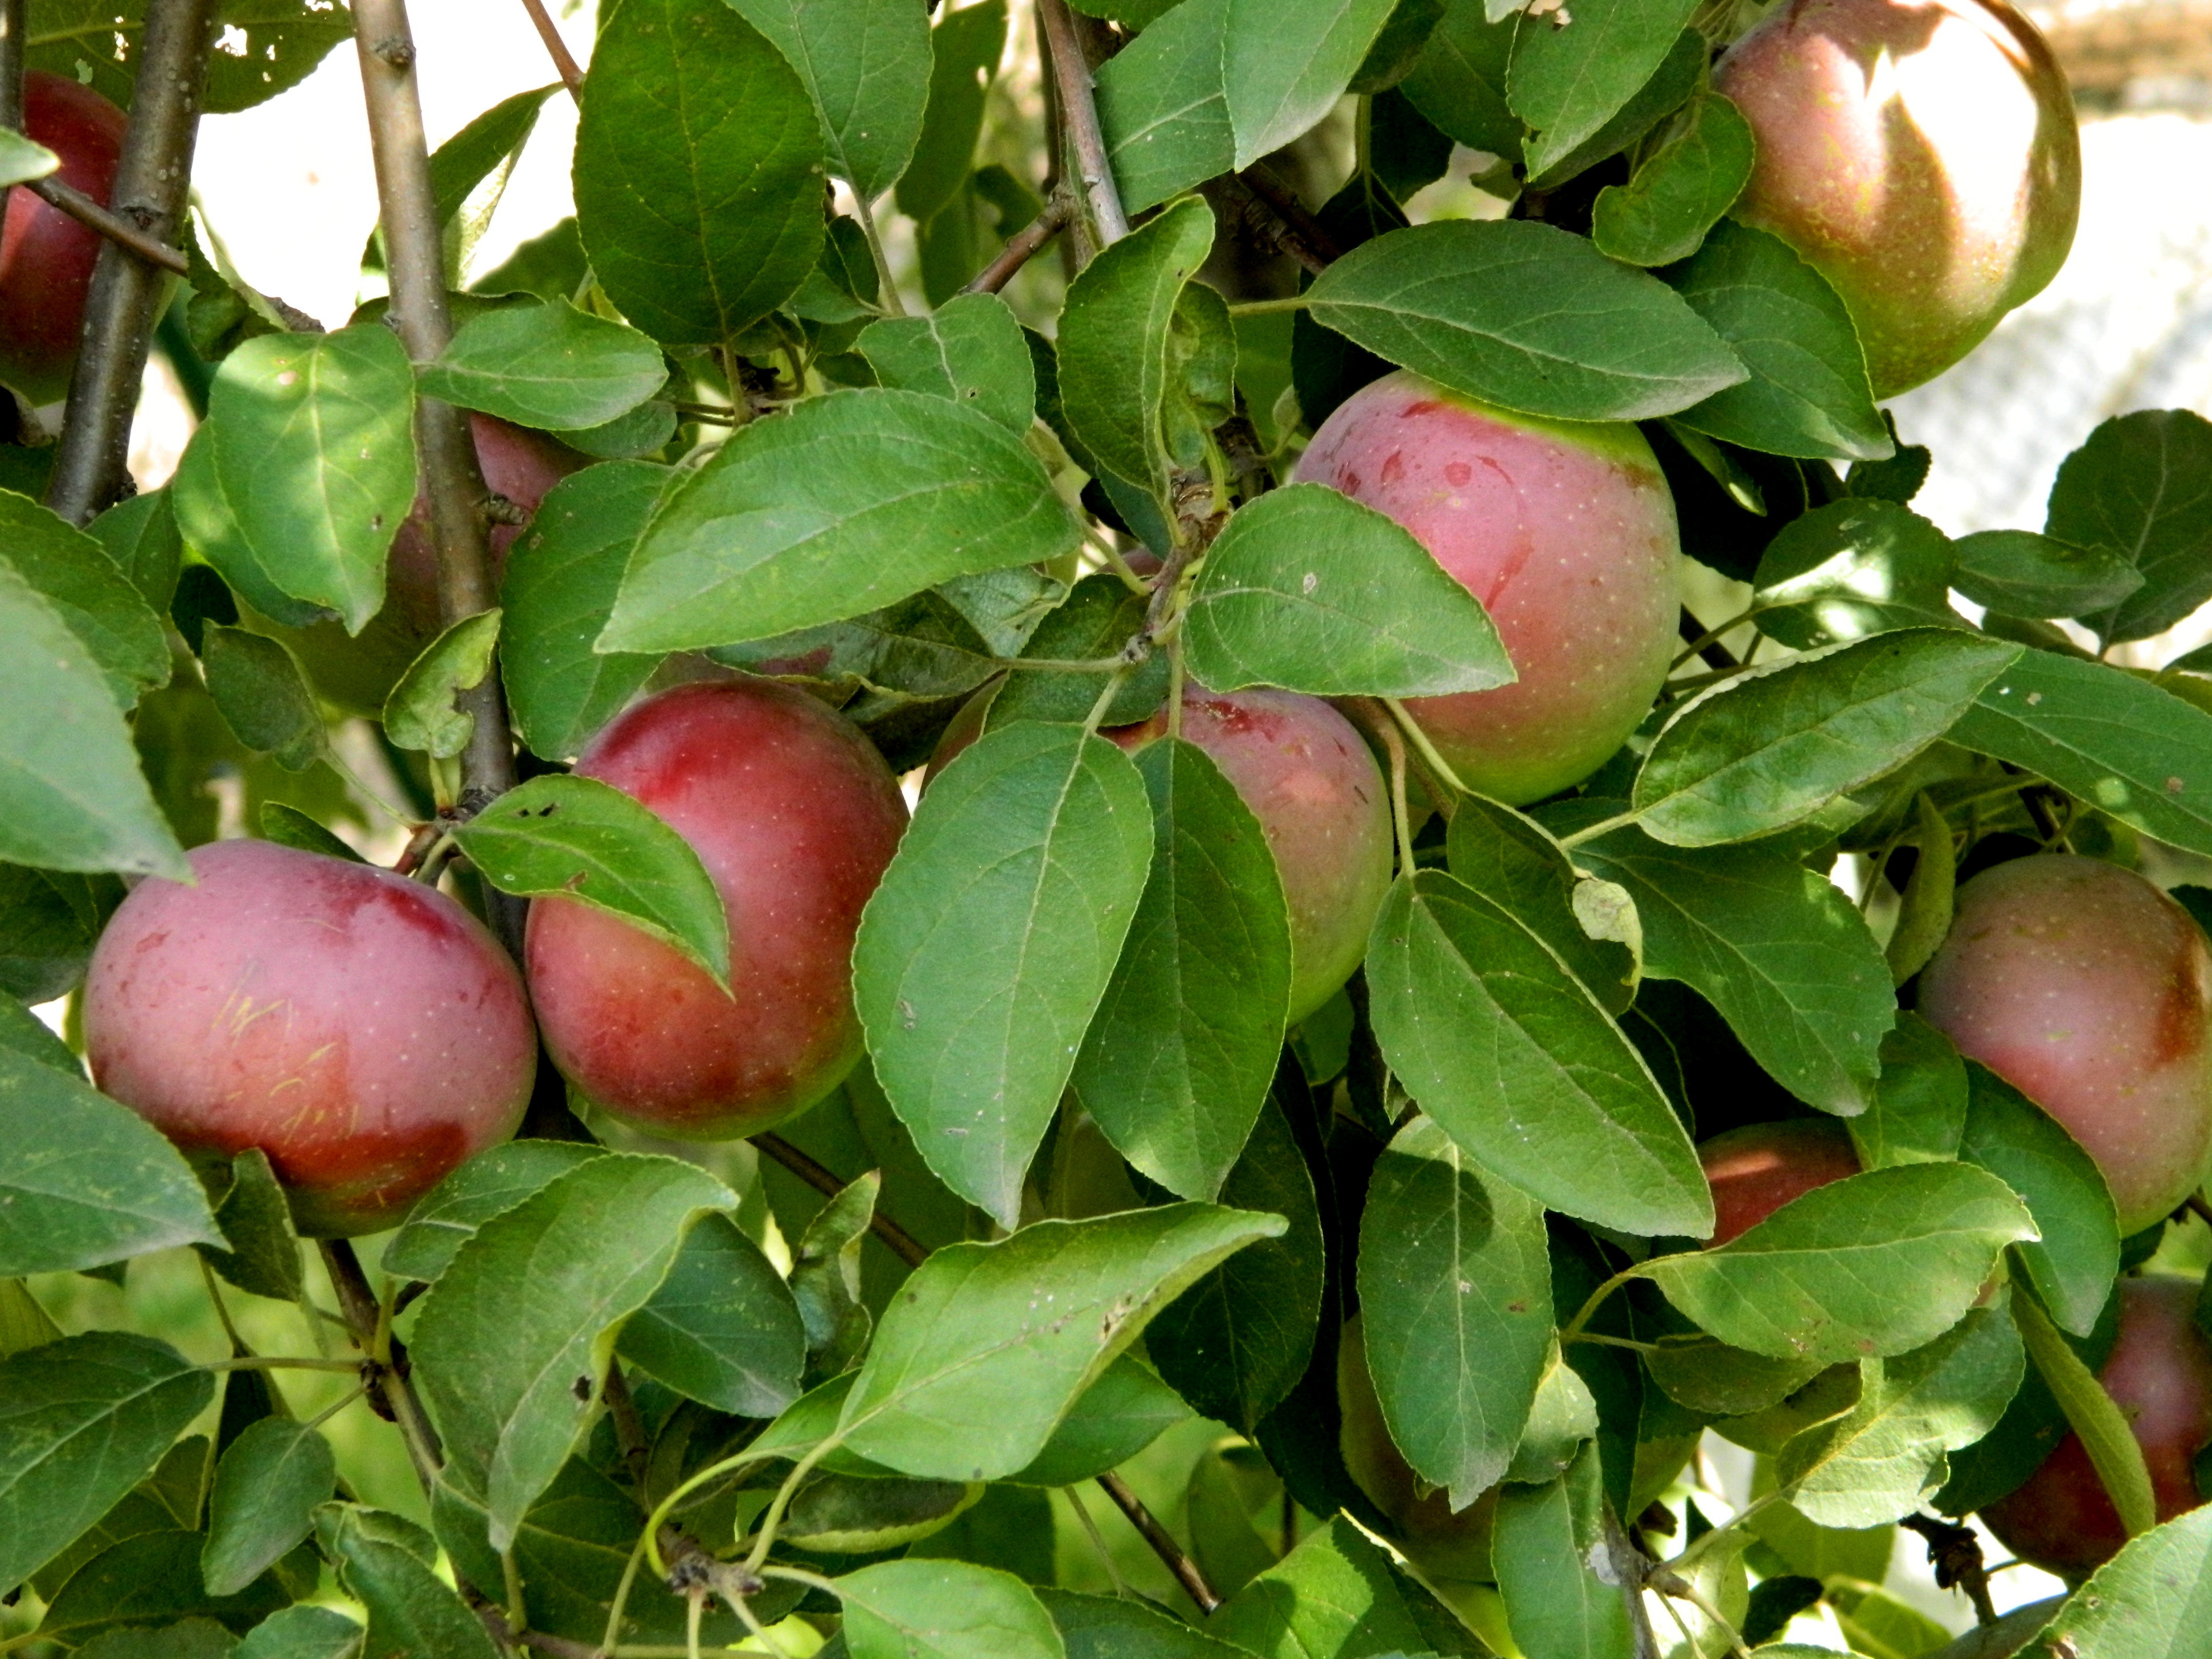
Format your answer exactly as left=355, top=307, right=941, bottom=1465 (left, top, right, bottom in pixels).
left=525, top=679, right=908, bottom=1140
left=1698, top=1118, right=1863, bottom=1245
left=0, top=72, right=128, bottom=406
left=1106, top=687, right=1394, bottom=1023
left=82, top=839, right=535, bottom=1237
left=1294, top=371, right=1682, bottom=805
left=1982, top=1275, right=2212, bottom=1577
left=1715, top=0, right=2080, bottom=397
left=1919, top=855, right=2212, bottom=1235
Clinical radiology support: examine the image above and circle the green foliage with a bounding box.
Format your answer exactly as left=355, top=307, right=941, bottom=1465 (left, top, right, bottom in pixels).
left=418, top=301, right=668, bottom=433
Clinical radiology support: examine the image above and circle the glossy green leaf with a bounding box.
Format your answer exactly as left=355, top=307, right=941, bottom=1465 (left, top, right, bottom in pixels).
left=1209, top=1516, right=1444, bottom=1659
left=1493, top=1446, right=1634, bottom=1659
left=854, top=722, right=1153, bottom=1226
left=1951, top=529, right=2144, bottom=621
left=1631, top=631, right=2022, bottom=846
left=1095, top=0, right=1234, bottom=215
left=1848, top=1013, right=1967, bottom=1171
left=451, top=774, right=730, bottom=990
left=200, top=626, right=322, bottom=771
left=1399, top=0, right=1519, bottom=156
left=858, top=291, right=1035, bottom=434
left=172, top=324, right=416, bottom=634
left=727, top=0, right=931, bottom=200
left=201, top=1418, right=334, bottom=1597
left=1008, top=1354, right=1190, bottom=1486
left=0, top=1332, right=214, bottom=1592
left=2013, top=1289, right=2156, bottom=1542
left=1366, top=869, right=1710, bottom=1237
left=409, top=1154, right=735, bottom=1549
left=1950, top=649, right=2212, bottom=858
left=2045, top=409, right=2212, bottom=645
left=1959, top=1065, right=2119, bottom=1340
left=34, top=1529, right=286, bottom=1647
left=381, top=609, right=501, bottom=760
left=1506, top=0, right=1699, bottom=177
left=1224, top=0, right=1397, bottom=166
left=1638, top=1164, right=2037, bottom=1364
left=1070, top=738, right=1290, bottom=1202
left=1183, top=484, right=1514, bottom=698
left=838, top=1203, right=1284, bottom=1480
left=418, top=301, right=666, bottom=433
left=1447, top=795, right=1638, bottom=1014
left=316, top=1504, right=499, bottom=1659
left=0, top=490, right=168, bottom=708
left=0, top=1047, right=223, bottom=1278
left=197, top=1149, right=305, bottom=1306
left=419, top=85, right=560, bottom=281
left=1041, top=1587, right=1249, bottom=1658
left=573, top=0, right=823, bottom=345
left=614, top=1213, right=806, bottom=1417
left=1575, top=828, right=1894, bottom=1117
left=1752, top=498, right=1960, bottom=649
left=234, top=1606, right=364, bottom=1659
left=1526, top=25, right=1705, bottom=192
left=2024, top=1503, right=2212, bottom=1657
left=1357, top=1116, right=1552, bottom=1506
left=1592, top=91, right=1755, bottom=267
left=1305, top=220, right=1747, bottom=422
left=1778, top=1302, right=2024, bottom=1527
left=601, top=389, right=1079, bottom=652
left=784, top=1472, right=981, bottom=1555
left=838, top=1559, right=1062, bottom=1659
left=898, top=0, right=1009, bottom=224
left=383, top=1141, right=606, bottom=1284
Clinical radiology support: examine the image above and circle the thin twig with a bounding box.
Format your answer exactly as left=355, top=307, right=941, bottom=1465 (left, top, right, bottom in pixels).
left=26, top=177, right=189, bottom=272
left=1036, top=0, right=1128, bottom=245
left=515, top=0, right=584, bottom=99
left=965, top=190, right=1079, bottom=295
left=602, top=1362, right=650, bottom=1491
left=1095, top=1471, right=1221, bottom=1613
left=1676, top=605, right=1741, bottom=672
left=44, top=0, right=220, bottom=524
left=753, top=1133, right=929, bottom=1268
left=320, top=1239, right=445, bottom=1494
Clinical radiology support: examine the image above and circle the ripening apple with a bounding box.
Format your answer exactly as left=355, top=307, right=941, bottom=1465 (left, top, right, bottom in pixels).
left=0, top=72, right=127, bottom=405
left=1715, top=0, right=2081, bottom=397
left=1698, top=1118, right=1864, bottom=1245
left=525, top=678, right=908, bottom=1140
left=1919, top=854, right=2212, bottom=1235
left=1106, top=688, right=1394, bottom=1022
left=1295, top=371, right=1683, bottom=805
left=1981, top=1275, right=2212, bottom=1577
left=82, top=839, right=536, bottom=1237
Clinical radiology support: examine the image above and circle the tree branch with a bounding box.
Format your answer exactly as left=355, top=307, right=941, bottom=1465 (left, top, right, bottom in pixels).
left=1095, top=1471, right=1222, bottom=1613
left=1202, top=172, right=1339, bottom=277
left=42, top=0, right=219, bottom=524
left=754, top=1133, right=929, bottom=1269
left=318, top=1239, right=446, bottom=1495
left=965, top=189, right=1078, bottom=295
left=515, top=0, right=585, bottom=100
left=27, top=177, right=190, bottom=273
left=1036, top=0, right=1128, bottom=245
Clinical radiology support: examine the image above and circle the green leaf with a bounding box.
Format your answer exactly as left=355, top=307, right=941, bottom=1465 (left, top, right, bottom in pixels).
left=1958, top=1065, right=2119, bottom=1341
left=1070, top=739, right=1290, bottom=1202
left=1144, top=1095, right=1326, bottom=1434
left=200, top=627, right=323, bottom=771
left=837, top=1203, right=1284, bottom=1480
left=201, top=1418, right=334, bottom=1598
left=418, top=302, right=667, bottom=433
left=198, top=1149, right=305, bottom=1306
left=1041, top=1587, right=1249, bottom=1658
left=853, top=722, right=1153, bottom=1226
left=1493, top=1447, right=1634, bottom=1659
left=1592, top=91, right=1755, bottom=267
left=86, top=488, right=183, bottom=615
left=0, top=995, right=77, bottom=1076
left=1949, top=649, right=2212, bottom=858
left=234, top=1606, right=365, bottom=1659
left=573, top=0, right=823, bottom=346
left=172, top=323, right=417, bottom=634
left=34, top=1530, right=286, bottom=1647
left=1399, top=0, right=1519, bottom=156
left=1224, top=0, right=1397, bottom=166
left=898, top=0, right=1009, bottom=224
left=382, top=1141, right=606, bottom=1284
left=985, top=576, right=1166, bottom=732
left=726, top=0, right=931, bottom=200
left=30, top=3, right=348, bottom=117
left=0, top=129, right=58, bottom=186
left=2045, top=409, right=2212, bottom=645
left=2025, top=1503, right=2212, bottom=1657
left=600, top=389, right=1079, bottom=652
left=418, top=85, right=560, bottom=280
left=316, top=1504, right=499, bottom=1659
left=1447, top=795, right=1638, bottom=1014
left=1523, top=25, right=1705, bottom=193
left=0, top=1332, right=214, bottom=1592
left=1357, top=1116, right=1552, bottom=1506
left=451, top=773, right=731, bottom=990
left=1575, top=828, right=1894, bottom=1116
left=1666, top=221, right=1890, bottom=464
left=1631, top=631, right=2022, bottom=846
left=258, top=803, right=362, bottom=864
left=1366, top=869, right=1710, bottom=1238
left=2012, top=1289, right=2156, bottom=1542
left=838, top=1559, right=1063, bottom=1659
left=1209, top=1516, right=1444, bottom=1659
left=1848, top=1013, right=1968, bottom=1171
left=0, top=563, right=189, bottom=878
left=614, top=1213, right=805, bottom=1417
left=0, top=490, right=169, bottom=708
left=1951, top=529, right=2144, bottom=621
left=0, top=864, right=120, bottom=1002
left=381, top=609, right=502, bottom=759
left=1637, top=1163, right=2037, bottom=1364
left=498, top=459, right=665, bottom=762
left=1096, top=0, right=1234, bottom=216
left=1008, top=1354, right=1190, bottom=1486
left=1752, top=499, right=1960, bottom=649
left=1305, top=220, right=1747, bottom=422
left=0, top=1046, right=223, bottom=1278
left=858, top=291, right=1035, bottom=434
left=1058, top=197, right=1215, bottom=499
left=1506, top=0, right=1699, bottom=177
left=1778, top=1302, right=2024, bottom=1528
left=1884, top=791, right=1955, bottom=986
left=409, top=1154, right=734, bottom=1549
left=1182, top=484, right=1514, bottom=698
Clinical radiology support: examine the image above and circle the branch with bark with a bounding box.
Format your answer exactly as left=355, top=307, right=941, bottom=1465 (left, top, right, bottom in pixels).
left=1037, top=0, right=1129, bottom=246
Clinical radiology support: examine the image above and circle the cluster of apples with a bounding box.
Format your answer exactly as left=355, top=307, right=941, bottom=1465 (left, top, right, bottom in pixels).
left=32, top=0, right=2201, bottom=1588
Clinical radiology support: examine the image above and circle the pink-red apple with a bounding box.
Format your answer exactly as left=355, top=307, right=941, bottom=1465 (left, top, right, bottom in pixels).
left=525, top=679, right=908, bottom=1140
left=0, top=72, right=127, bottom=405
left=1919, top=855, right=2212, bottom=1235
left=1715, top=0, right=2080, bottom=396
left=1295, top=371, right=1682, bottom=805
left=82, top=839, right=535, bottom=1237
left=1698, top=1119, right=1863, bottom=1245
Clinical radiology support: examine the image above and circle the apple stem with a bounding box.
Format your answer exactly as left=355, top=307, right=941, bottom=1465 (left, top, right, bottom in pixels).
left=1037, top=0, right=1129, bottom=247
left=42, top=0, right=220, bottom=525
